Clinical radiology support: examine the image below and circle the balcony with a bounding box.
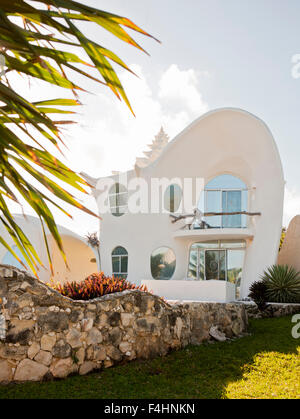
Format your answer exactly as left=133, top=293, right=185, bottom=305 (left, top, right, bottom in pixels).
left=170, top=210, right=259, bottom=241
left=173, top=227, right=254, bottom=241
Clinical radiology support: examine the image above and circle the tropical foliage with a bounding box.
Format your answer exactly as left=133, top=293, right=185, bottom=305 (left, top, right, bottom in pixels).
left=0, top=1, right=156, bottom=275
left=261, top=264, right=300, bottom=303
left=51, top=271, right=149, bottom=300
left=248, top=280, right=268, bottom=311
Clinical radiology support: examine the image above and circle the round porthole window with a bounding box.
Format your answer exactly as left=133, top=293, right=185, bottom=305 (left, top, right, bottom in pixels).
left=150, top=247, right=176, bottom=280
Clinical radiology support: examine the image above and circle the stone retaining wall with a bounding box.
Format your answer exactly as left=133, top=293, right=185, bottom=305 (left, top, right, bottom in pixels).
left=0, top=266, right=248, bottom=383
left=242, top=302, right=300, bottom=319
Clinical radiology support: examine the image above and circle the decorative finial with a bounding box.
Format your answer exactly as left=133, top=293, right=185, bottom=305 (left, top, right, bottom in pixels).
left=135, top=127, right=169, bottom=168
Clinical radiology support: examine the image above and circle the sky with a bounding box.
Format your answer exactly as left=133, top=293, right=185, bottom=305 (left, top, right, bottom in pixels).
left=7, top=0, right=300, bottom=235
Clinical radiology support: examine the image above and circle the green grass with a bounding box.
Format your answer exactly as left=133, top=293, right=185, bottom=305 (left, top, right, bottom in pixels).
left=0, top=316, right=299, bottom=399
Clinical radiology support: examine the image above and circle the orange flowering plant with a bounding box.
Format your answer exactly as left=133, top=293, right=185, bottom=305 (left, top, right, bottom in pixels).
left=51, top=272, right=149, bottom=300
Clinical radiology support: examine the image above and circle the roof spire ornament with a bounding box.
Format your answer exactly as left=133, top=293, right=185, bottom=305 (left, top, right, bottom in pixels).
left=135, top=126, right=169, bottom=169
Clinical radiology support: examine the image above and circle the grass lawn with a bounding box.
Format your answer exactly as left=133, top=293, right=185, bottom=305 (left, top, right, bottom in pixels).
left=0, top=316, right=299, bottom=399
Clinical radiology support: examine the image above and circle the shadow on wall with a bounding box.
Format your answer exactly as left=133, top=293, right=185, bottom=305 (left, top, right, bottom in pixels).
left=48, top=235, right=97, bottom=284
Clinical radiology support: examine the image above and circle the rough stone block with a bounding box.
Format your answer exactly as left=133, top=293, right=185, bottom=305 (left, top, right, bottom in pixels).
left=0, top=360, right=13, bottom=382
left=28, top=342, right=40, bottom=359
left=50, top=357, right=74, bottom=378
left=87, top=328, right=102, bottom=345
left=52, top=339, right=72, bottom=359
left=41, top=334, right=56, bottom=351
left=34, top=350, right=52, bottom=366
left=14, top=359, right=48, bottom=382
left=79, top=361, right=96, bottom=375
left=66, top=328, right=82, bottom=348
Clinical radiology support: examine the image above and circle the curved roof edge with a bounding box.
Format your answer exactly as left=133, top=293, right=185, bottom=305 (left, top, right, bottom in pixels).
left=11, top=214, right=86, bottom=242
left=146, top=107, right=285, bottom=182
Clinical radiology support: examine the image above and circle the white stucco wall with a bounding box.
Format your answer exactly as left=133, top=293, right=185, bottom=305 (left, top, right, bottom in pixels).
left=91, top=108, right=285, bottom=301
left=142, top=280, right=236, bottom=302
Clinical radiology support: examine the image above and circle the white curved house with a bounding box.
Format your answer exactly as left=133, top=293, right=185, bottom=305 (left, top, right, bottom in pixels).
left=84, top=108, right=285, bottom=302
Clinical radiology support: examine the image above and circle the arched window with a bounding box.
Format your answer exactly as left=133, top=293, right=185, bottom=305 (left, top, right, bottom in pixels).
left=151, top=247, right=176, bottom=280
left=109, top=183, right=128, bottom=217
left=112, top=246, right=128, bottom=278
left=2, top=245, right=28, bottom=270
left=200, top=174, right=248, bottom=228
left=164, top=184, right=182, bottom=213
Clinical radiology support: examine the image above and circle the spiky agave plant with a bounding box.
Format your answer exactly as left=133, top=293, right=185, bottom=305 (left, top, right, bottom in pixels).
left=261, top=264, right=300, bottom=303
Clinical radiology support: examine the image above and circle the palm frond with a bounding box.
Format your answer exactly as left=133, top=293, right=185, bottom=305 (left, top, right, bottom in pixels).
left=0, top=0, right=157, bottom=275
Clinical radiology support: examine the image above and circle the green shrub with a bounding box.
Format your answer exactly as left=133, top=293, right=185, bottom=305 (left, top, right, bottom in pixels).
left=261, top=264, right=300, bottom=303
left=248, top=281, right=268, bottom=311
left=51, top=272, right=149, bottom=301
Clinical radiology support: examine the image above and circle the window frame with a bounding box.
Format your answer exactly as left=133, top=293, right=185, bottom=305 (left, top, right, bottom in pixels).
left=164, top=184, right=182, bottom=213
left=187, top=240, right=246, bottom=281
left=109, top=183, right=128, bottom=217
left=204, top=185, right=248, bottom=228
left=150, top=246, right=176, bottom=280
left=111, top=246, right=128, bottom=278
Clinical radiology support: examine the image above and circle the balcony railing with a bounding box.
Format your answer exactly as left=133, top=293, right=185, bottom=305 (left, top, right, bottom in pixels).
left=170, top=210, right=261, bottom=230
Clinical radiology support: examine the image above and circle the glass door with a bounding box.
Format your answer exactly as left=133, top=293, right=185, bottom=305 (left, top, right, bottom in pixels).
left=204, top=249, right=226, bottom=281
left=222, top=190, right=242, bottom=228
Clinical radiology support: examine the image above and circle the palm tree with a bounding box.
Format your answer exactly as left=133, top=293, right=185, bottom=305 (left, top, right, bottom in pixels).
left=0, top=1, right=157, bottom=275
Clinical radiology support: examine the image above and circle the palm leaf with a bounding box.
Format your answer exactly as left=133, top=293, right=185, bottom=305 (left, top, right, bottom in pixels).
left=0, top=0, right=158, bottom=275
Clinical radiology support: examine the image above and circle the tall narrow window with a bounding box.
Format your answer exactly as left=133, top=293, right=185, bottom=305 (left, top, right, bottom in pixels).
left=109, top=183, right=128, bottom=217
left=164, top=184, right=182, bottom=213
left=112, top=246, right=128, bottom=278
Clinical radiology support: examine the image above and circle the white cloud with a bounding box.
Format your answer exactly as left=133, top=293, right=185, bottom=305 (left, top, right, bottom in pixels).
left=64, top=63, right=209, bottom=178
left=7, top=63, right=209, bottom=236
left=159, top=64, right=209, bottom=116
left=283, top=186, right=300, bottom=228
